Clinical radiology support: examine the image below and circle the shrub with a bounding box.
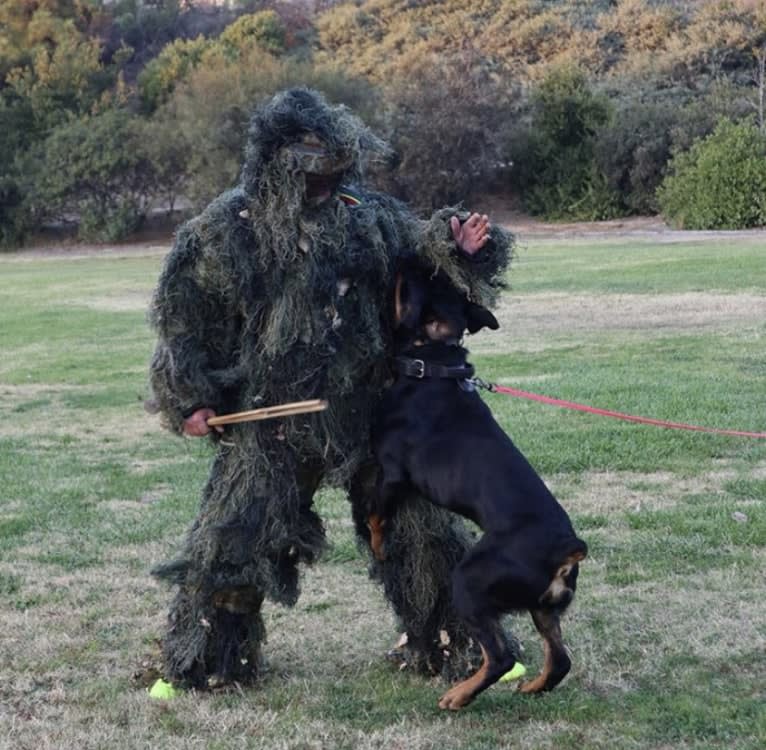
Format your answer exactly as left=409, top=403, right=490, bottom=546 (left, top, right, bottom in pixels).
left=137, top=35, right=209, bottom=113
left=658, top=118, right=766, bottom=230
left=137, top=11, right=288, bottom=113
left=592, top=79, right=751, bottom=216
left=19, top=108, right=162, bottom=241
left=378, top=50, right=517, bottom=211
left=594, top=99, right=677, bottom=215
left=510, top=66, right=617, bottom=220
left=217, top=10, right=286, bottom=58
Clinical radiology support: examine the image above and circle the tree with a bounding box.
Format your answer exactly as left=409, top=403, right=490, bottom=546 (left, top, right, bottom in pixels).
left=137, top=11, right=288, bottom=113
left=380, top=49, right=516, bottom=210
left=217, top=10, right=286, bottom=58
left=750, top=44, right=766, bottom=134
left=137, top=34, right=209, bottom=112
left=2, top=14, right=117, bottom=131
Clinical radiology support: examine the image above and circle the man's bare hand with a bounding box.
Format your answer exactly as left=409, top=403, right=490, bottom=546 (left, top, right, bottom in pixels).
left=183, top=408, right=224, bottom=437
left=451, top=213, right=491, bottom=256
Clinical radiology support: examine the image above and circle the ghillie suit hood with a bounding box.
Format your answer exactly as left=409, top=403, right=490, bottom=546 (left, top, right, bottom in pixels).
left=239, top=87, right=389, bottom=271
left=148, top=87, right=515, bottom=687
left=241, top=87, right=388, bottom=197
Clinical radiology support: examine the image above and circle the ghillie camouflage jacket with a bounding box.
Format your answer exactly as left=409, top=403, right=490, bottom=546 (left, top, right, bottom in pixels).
left=149, top=189, right=511, bottom=485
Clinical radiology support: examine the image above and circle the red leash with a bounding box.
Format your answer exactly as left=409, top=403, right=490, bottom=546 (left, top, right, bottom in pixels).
left=480, top=382, right=766, bottom=439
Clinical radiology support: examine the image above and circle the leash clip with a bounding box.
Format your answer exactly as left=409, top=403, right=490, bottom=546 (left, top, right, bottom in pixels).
left=412, top=359, right=425, bottom=378
left=468, top=377, right=496, bottom=392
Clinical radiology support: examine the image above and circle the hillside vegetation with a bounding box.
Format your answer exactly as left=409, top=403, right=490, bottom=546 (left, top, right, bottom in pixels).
left=2, top=0, right=766, bottom=243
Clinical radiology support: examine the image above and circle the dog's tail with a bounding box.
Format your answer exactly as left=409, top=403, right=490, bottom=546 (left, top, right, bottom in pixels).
left=539, top=541, right=587, bottom=608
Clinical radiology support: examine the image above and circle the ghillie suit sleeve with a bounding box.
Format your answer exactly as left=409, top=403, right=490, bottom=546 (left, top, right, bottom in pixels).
left=148, top=86, right=517, bottom=689
left=149, top=195, right=249, bottom=435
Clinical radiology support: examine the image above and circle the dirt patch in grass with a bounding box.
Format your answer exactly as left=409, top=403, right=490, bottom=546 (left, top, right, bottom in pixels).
left=0, top=384, right=89, bottom=398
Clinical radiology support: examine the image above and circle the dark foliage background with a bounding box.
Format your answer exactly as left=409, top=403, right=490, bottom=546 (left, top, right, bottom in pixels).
left=2, top=0, right=766, bottom=244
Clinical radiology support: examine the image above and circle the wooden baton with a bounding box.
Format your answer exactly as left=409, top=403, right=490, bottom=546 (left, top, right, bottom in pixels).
left=206, top=399, right=328, bottom=427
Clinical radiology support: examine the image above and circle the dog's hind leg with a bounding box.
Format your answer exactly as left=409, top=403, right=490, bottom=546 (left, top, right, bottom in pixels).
left=437, top=619, right=515, bottom=710
left=437, top=541, right=520, bottom=710
left=367, top=513, right=386, bottom=560
left=366, top=477, right=411, bottom=561
left=519, top=608, right=571, bottom=694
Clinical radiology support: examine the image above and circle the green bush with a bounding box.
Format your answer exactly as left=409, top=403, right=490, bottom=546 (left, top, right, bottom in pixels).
left=592, top=81, right=749, bottom=216
left=510, top=66, right=617, bottom=220
left=137, top=35, right=209, bottom=113
left=594, top=100, right=677, bottom=215
left=19, top=108, right=163, bottom=241
left=217, top=10, right=286, bottom=58
left=137, top=11, right=288, bottom=113
left=658, top=119, right=766, bottom=230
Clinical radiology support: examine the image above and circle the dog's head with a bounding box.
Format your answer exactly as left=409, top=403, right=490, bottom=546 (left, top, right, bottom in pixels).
left=394, top=266, right=499, bottom=346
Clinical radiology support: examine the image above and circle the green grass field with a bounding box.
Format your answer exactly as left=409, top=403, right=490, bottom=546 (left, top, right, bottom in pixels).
left=1, top=236, right=764, bottom=749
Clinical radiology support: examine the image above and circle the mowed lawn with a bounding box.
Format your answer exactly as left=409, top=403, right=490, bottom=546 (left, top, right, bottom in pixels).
left=0, top=235, right=764, bottom=750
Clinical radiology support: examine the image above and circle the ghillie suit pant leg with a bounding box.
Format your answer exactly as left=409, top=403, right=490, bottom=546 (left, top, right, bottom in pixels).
left=153, top=442, right=325, bottom=689
left=349, top=465, right=519, bottom=682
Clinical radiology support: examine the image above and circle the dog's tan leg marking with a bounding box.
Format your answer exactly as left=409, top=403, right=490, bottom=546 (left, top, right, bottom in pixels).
left=520, top=639, right=553, bottom=694
left=367, top=514, right=386, bottom=560
left=438, top=644, right=490, bottom=710
left=212, top=587, right=263, bottom=614
left=520, top=609, right=566, bottom=694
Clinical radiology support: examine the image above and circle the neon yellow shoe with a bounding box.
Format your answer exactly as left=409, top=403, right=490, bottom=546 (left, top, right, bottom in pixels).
left=148, top=678, right=180, bottom=699
left=499, top=662, right=527, bottom=683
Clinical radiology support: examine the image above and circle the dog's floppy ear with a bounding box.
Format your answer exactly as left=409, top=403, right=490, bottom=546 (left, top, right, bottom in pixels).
left=395, top=272, right=427, bottom=329
left=465, top=301, right=499, bottom=334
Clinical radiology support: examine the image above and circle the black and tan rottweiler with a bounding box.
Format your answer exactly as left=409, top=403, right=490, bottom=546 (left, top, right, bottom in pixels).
left=369, top=264, right=587, bottom=710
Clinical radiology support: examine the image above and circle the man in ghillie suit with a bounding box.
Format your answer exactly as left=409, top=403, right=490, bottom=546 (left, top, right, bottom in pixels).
left=149, top=88, right=515, bottom=689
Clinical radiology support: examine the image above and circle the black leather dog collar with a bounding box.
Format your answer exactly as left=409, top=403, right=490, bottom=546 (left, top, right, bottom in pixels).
left=396, top=356, right=475, bottom=380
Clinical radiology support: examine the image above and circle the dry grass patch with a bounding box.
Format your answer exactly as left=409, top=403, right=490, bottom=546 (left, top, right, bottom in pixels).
left=0, top=385, right=161, bottom=447
left=70, top=292, right=152, bottom=313
left=550, top=469, right=738, bottom=515
left=471, top=292, right=766, bottom=352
